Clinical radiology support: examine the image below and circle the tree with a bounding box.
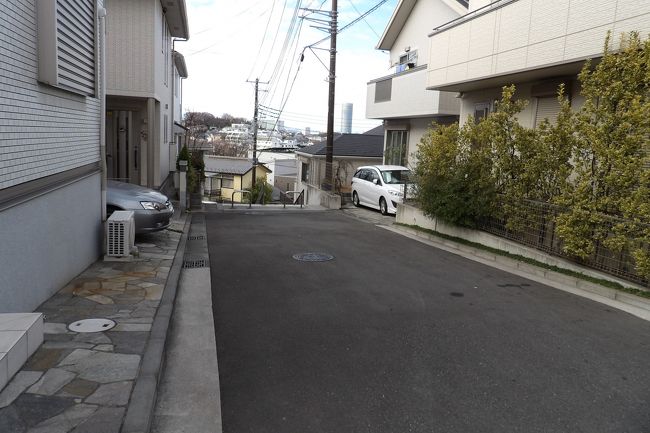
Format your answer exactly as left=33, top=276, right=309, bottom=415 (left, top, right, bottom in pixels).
left=415, top=119, right=495, bottom=227
left=555, top=32, right=650, bottom=272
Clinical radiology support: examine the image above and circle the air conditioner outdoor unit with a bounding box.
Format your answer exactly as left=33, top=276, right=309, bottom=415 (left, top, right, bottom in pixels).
left=105, top=210, right=135, bottom=260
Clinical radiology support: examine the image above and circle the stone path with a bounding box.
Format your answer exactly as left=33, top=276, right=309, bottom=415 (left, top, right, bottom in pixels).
left=0, top=217, right=185, bottom=433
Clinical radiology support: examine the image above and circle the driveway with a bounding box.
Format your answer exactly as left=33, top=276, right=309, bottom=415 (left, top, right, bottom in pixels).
left=206, top=209, right=650, bottom=433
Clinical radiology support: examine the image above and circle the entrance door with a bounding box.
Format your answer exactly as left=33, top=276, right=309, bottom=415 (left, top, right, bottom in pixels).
left=106, top=110, right=139, bottom=183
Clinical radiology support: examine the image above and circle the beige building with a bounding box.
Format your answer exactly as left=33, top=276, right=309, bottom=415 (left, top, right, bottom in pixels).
left=296, top=131, right=384, bottom=206
left=426, top=0, right=650, bottom=127
left=204, top=156, right=272, bottom=203
left=105, top=0, right=189, bottom=191
left=366, top=0, right=465, bottom=167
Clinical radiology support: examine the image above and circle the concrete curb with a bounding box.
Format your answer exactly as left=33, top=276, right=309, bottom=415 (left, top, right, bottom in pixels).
left=122, top=214, right=191, bottom=433
left=382, top=224, right=650, bottom=322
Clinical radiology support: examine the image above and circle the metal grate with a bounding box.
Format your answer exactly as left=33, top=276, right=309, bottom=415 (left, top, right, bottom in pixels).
left=188, top=235, right=206, bottom=241
left=478, top=199, right=649, bottom=286
left=183, top=258, right=209, bottom=268
left=292, top=253, right=335, bottom=262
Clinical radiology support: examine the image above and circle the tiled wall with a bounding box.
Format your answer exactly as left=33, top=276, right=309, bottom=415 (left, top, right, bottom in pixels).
left=0, top=0, right=101, bottom=190
left=427, top=0, right=650, bottom=89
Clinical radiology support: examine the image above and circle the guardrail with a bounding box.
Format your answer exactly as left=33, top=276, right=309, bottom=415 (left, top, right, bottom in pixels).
left=282, top=190, right=304, bottom=209
left=231, top=189, right=251, bottom=209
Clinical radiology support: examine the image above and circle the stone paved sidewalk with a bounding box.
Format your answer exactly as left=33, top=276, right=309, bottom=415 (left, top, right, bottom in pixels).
left=0, top=214, right=187, bottom=433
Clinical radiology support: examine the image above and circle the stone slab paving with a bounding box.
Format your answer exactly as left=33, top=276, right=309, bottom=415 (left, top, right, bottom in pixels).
left=0, top=216, right=185, bottom=433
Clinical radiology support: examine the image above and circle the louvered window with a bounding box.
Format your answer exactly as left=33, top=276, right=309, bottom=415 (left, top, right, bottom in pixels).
left=37, top=0, right=97, bottom=96
left=534, top=96, right=561, bottom=127
left=375, top=79, right=392, bottom=103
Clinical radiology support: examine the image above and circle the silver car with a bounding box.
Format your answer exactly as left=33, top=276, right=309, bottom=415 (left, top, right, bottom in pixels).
left=107, top=180, right=174, bottom=234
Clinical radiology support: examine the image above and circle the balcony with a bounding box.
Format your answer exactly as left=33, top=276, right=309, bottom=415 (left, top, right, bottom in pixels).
left=366, top=65, right=460, bottom=120
left=426, top=0, right=650, bottom=92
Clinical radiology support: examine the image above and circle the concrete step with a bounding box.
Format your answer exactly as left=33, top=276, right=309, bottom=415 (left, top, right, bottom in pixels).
left=0, top=313, right=43, bottom=391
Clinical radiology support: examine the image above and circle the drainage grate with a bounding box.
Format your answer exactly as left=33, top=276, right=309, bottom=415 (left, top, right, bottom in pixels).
left=183, top=258, right=209, bottom=268
left=68, top=318, right=116, bottom=333
left=292, top=252, right=334, bottom=262
left=188, top=235, right=206, bottom=241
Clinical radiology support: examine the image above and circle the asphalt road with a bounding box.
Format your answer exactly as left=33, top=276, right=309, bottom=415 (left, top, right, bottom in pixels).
left=206, top=209, right=650, bottom=433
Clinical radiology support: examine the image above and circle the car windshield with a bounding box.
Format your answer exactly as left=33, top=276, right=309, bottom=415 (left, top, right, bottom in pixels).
left=381, top=169, right=411, bottom=184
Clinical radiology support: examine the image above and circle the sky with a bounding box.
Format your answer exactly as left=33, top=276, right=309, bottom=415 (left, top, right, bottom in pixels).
left=178, top=0, right=399, bottom=134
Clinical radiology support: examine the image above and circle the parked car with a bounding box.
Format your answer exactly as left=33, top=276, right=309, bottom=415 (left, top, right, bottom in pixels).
left=351, top=165, right=412, bottom=215
left=107, top=180, right=174, bottom=234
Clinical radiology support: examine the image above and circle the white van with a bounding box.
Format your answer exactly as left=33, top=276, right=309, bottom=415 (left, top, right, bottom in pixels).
left=351, top=165, right=412, bottom=215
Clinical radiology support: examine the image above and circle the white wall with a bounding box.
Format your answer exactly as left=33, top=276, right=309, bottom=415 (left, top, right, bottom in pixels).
left=389, top=0, right=461, bottom=67
left=0, top=175, right=102, bottom=313
left=106, top=0, right=155, bottom=97
left=427, top=0, right=650, bottom=89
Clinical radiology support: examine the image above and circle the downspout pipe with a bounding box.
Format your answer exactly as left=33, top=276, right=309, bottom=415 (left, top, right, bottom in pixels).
left=98, top=3, right=108, bottom=250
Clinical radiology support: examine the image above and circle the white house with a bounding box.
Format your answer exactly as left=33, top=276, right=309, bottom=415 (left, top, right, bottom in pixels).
left=0, top=0, right=106, bottom=312
left=104, top=0, right=189, bottom=191
left=426, top=0, right=650, bottom=127
left=366, top=0, right=466, bottom=167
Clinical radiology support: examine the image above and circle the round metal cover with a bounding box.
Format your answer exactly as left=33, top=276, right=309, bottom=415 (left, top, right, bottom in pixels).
left=292, top=252, right=334, bottom=262
left=68, top=318, right=116, bottom=333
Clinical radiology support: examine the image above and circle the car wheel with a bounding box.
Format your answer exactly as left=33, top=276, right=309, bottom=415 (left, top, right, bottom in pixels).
left=352, top=191, right=360, bottom=207
left=379, top=197, right=388, bottom=215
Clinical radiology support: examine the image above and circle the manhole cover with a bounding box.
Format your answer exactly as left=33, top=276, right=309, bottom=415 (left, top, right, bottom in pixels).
left=68, top=318, right=116, bottom=333
left=183, top=258, right=209, bottom=268
left=187, top=235, right=205, bottom=240
left=292, top=252, right=334, bottom=262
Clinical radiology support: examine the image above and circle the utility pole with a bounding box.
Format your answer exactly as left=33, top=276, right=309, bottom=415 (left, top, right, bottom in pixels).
left=251, top=78, right=259, bottom=191
left=247, top=78, right=268, bottom=192
left=323, top=0, right=337, bottom=191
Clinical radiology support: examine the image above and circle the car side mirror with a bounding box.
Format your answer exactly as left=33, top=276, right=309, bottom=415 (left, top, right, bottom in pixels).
left=372, top=179, right=379, bottom=185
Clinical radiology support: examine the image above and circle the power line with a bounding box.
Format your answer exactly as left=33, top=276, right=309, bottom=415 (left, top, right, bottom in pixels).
left=248, top=0, right=279, bottom=80
left=346, top=0, right=380, bottom=38
left=308, top=0, right=390, bottom=48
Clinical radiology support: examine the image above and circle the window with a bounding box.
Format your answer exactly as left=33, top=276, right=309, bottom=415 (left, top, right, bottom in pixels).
left=301, top=163, right=309, bottom=182
left=534, top=96, right=561, bottom=127
left=375, top=79, right=392, bottom=103
left=37, top=0, right=97, bottom=96
left=220, top=175, right=234, bottom=189
left=367, top=169, right=380, bottom=184
left=385, top=130, right=408, bottom=166
left=474, top=102, right=491, bottom=121
left=396, top=50, right=418, bottom=73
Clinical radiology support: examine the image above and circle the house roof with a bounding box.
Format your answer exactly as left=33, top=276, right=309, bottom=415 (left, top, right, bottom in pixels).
left=376, top=0, right=466, bottom=50
left=364, top=125, right=385, bottom=136
left=204, top=156, right=271, bottom=175
left=173, top=51, right=188, bottom=78
left=296, top=133, right=383, bottom=158
left=165, top=0, right=190, bottom=39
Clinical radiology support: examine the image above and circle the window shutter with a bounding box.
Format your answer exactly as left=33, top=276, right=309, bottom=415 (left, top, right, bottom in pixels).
left=375, top=79, right=392, bottom=103
left=38, top=0, right=96, bottom=96
left=56, top=0, right=96, bottom=96
left=535, top=96, right=561, bottom=127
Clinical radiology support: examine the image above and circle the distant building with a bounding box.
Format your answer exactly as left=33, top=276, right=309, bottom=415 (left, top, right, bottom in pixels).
left=341, top=103, right=353, bottom=133
left=296, top=126, right=384, bottom=206
left=204, top=156, right=271, bottom=203
left=305, top=127, right=311, bottom=136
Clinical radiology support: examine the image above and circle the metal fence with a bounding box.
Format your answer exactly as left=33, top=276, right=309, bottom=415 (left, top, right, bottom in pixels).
left=476, top=200, right=649, bottom=286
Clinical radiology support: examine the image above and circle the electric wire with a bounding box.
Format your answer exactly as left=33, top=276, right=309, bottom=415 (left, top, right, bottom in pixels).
left=346, top=0, right=380, bottom=38
left=259, top=0, right=291, bottom=78
left=248, top=0, right=279, bottom=80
